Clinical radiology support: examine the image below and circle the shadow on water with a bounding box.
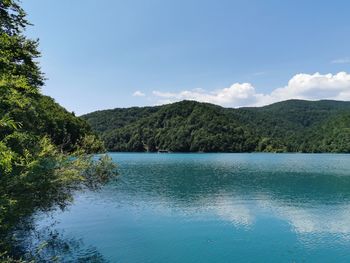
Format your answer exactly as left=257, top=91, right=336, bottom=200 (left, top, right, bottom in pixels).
left=12, top=218, right=109, bottom=263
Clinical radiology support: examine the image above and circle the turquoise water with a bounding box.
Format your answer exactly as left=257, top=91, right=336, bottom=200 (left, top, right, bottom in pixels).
left=36, top=153, right=350, bottom=262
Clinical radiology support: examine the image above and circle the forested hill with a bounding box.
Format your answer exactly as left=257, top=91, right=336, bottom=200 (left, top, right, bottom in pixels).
left=82, top=100, right=350, bottom=153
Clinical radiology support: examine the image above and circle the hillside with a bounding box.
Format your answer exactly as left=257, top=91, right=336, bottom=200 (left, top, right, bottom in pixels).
left=0, top=1, right=117, bottom=259
left=82, top=99, right=350, bottom=153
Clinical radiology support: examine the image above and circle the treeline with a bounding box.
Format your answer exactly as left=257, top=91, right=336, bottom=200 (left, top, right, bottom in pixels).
left=83, top=100, right=350, bottom=153
left=0, top=1, right=116, bottom=261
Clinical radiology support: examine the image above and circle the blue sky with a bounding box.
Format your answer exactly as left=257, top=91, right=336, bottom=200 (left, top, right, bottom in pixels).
left=23, top=0, right=350, bottom=115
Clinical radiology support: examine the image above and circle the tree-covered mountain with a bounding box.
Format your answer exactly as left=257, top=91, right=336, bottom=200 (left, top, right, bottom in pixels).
left=82, top=99, right=350, bottom=153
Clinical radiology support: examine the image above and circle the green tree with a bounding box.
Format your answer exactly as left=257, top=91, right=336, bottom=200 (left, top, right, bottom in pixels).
left=0, top=1, right=118, bottom=260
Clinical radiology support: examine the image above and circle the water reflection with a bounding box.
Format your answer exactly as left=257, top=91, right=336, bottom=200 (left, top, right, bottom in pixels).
left=20, top=224, right=108, bottom=262
left=213, top=197, right=253, bottom=228
left=109, top=154, right=350, bottom=236
left=37, top=153, right=350, bottom=262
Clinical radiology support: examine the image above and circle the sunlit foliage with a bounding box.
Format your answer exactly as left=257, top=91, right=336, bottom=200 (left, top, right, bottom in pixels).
left=0, top=1, right=117, bottom=260
left=83, top=100, right=350, bottom=153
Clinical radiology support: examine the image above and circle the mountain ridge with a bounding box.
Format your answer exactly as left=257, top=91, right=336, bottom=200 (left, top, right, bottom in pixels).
left=82, top=99, right=350, bottom=153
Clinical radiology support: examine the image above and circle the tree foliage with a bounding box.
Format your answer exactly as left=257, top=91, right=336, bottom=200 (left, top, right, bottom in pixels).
left=83, top=100, right=350, bottom=153
left=0, top=1, right=117, bottom=260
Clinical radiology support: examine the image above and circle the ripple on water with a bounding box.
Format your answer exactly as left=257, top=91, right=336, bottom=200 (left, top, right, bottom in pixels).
left=34, top=153, right=350, bottom=262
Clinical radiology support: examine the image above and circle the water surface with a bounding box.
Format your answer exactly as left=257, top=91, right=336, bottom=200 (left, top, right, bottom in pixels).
left=37, top=153, right=350, bottom=262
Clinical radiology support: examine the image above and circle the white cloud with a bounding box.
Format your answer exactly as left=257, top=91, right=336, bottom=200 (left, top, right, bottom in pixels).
left=132, top=90, right=146, bottom=97
left=271, top=72, right=350, bottom=102
left=252, top=71, right=267, bottom=76
left=153, top=83, right=261, bottom=107
left=152, top=72, right=350, bottom=107
left=331, top=58, right=350, bottom=64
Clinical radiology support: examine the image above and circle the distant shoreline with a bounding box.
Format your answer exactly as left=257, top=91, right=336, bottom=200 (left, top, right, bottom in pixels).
left=84, top=100, right=350, bottom=154
left=106, top=151, right=350, bottom=154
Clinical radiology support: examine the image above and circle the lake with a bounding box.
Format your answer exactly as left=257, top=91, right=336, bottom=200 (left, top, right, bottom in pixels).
left=35, top=153, right=350, bottom=262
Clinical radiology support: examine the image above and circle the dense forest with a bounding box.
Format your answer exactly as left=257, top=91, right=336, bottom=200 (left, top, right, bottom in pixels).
left=83, top=99, right=350, bottom=153
left=0, top=1, right=116, bottom=261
